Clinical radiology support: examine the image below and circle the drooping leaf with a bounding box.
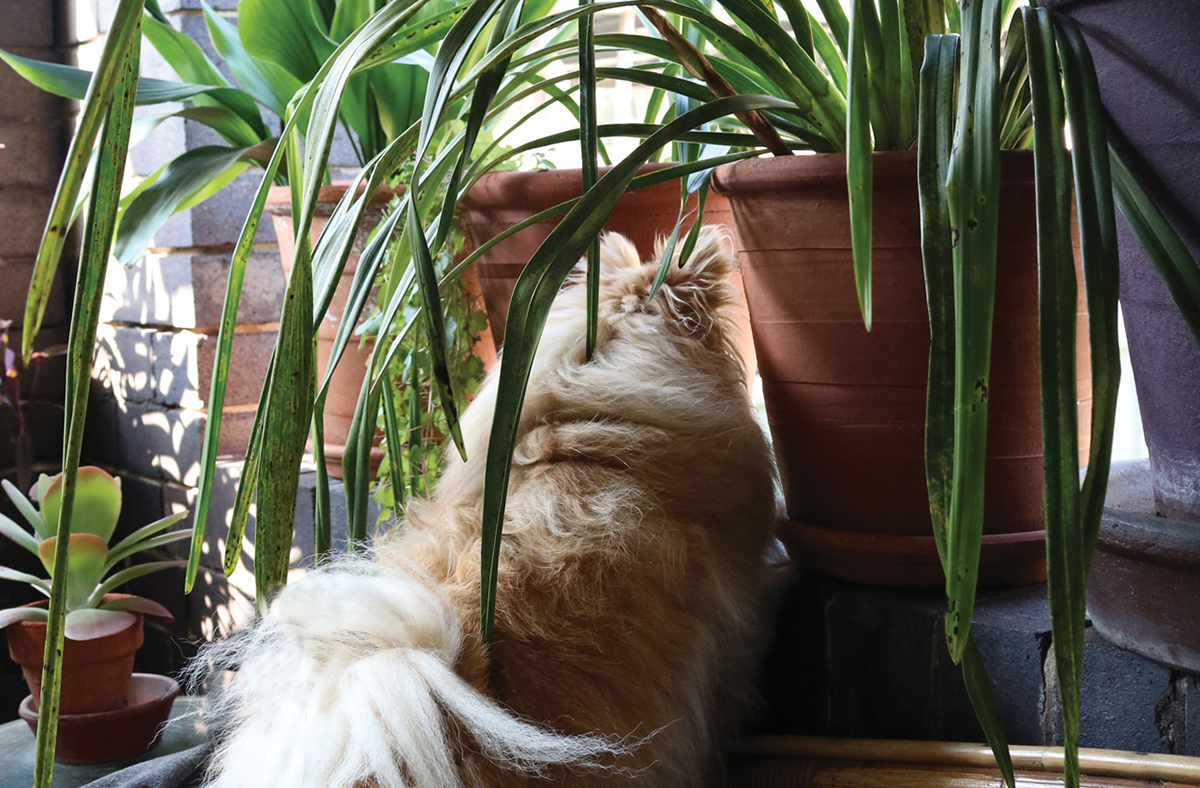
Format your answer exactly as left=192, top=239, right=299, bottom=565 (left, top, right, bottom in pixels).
left=846, top=0, right=874, bottom=330
left=0, top=50, right=226, bottom=107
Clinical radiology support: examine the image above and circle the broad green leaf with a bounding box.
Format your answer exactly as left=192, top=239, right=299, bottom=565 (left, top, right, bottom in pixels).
left=42, top=466, right=122, bottom=542
left=202, top=0, right=304, bottom=118
left=113, top=144, right=252, bottom=267
left=238, top=0, right=336, bottom=82
left=0, top=50, right=224, bottom=107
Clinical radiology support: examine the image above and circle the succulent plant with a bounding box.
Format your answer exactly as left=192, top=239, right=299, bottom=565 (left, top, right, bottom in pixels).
left=0, top=466, right=190, bottom=640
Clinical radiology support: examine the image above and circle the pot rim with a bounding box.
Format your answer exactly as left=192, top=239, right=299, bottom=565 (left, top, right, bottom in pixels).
left=711, top=149, right=1036, bottom=196
left=459, top=162, right=703, bottom=209
left=265, top=180, right=405, bottom=217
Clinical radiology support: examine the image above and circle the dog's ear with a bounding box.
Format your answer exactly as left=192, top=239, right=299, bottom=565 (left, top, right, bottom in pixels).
left=650, top=226, right=740, bottom=347
left=660, top=225, right=737, bottom=291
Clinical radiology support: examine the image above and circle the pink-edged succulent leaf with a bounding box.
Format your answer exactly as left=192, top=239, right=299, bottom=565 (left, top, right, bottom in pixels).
left=63, top=608, right=136, bottom=641
left=0, top=606, right=49, bottom=629
left=38, top=533, right=109, bottom=610
left=42, top=466, right=123, bottom=542
left=98, top=594, right=173, bottom=622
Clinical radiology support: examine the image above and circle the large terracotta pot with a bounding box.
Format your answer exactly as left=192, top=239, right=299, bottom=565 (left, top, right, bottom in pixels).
left=458, top=164, right=757, bottom=378
left=6, top=598, right=145, bottom=715
left=1044, top=0, right=1200, bottom=670
left=713, top=151, right=1090, bottom=588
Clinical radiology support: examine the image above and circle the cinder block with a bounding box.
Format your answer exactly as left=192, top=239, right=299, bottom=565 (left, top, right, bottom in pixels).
left=127, top=104, right=186, bottom=176
left=84, top=395, right=256, bottom=484
left=0, top=5, right=57, bottom=50
left=1047, top=627, right=1174, bottom=752
left=0, top=51, right=70, bottom=120
left=0, top=400, right=64, bottom=470
left=1187, top=674, right=1199, bottom=757
left=0, top=120, right=69, bottom=187
left=968, top=586, right=1053, bottom=745
left=0, top=256, right=66, bottom=329
left=0, top=191, right=55, bottom=258
left=824, top=585, right=942, bottom=739
left=101, top=250, right=286, bottom=329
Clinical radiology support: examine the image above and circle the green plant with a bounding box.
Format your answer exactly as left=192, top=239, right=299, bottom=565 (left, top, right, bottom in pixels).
left=0, top=466, right=188, bottom=638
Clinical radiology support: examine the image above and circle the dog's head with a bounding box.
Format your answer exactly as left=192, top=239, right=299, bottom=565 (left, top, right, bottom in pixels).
left=574, top=225, right=744, bottom=371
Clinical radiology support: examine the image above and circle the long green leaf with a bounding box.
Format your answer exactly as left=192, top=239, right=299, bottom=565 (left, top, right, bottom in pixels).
left=1052, top=15, right=1122, bottom=788
left=87, top=560, right=185, bottom=604
left=34, top=14, right=141, bottom=785
left=1109, top=149, right=1200, bottom=346
left=580, top=0, right=600, bottom=359
left=0, top=50, right=226, bottom=107
left=19, top=0, right=144, bottom=362
left=918, top=31, right=958, bottom=574
left=479, top=94, right=798, bottom=648
left=1, top=479, right=48, bottom=540
left=943, top=0, right=1003, bottom=663
left=962, top=636, right=1016, bottom=788
left=847, top=0, right=874, bottom=330
left=0, top=513, right=40, bottom=556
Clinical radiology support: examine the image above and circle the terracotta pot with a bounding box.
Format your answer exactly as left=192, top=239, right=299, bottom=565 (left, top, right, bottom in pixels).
left=713, top=151, right=1090, bottom=587
left=458, top=164, right=757, bottom=378
left=6, top=597, right=145, bottom=715
left=266, top=184, right=495, bottom=479
left=18, top=673, right=181, bottom=765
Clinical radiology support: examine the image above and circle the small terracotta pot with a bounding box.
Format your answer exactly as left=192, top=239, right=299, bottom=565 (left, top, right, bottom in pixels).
left=458, top=164, right=757, bottom=379
left=266, top=184, right=496, bottom=479
left=713, top=151, right=1090, bottom=587
left=6, top=598, right=145, bottom=715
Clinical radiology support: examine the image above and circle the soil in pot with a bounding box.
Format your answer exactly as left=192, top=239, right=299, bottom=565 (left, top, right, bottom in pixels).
left=458, top=164, right=757, bottom=379
left=6, top=600, right=145, bottom=716
left=714, top=151, right=1090, bottom=587
left=266, top=183, right=495, bottom=479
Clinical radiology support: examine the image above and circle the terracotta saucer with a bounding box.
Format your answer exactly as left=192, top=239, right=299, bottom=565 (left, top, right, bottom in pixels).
left=19, top=673, right=180, bottom=765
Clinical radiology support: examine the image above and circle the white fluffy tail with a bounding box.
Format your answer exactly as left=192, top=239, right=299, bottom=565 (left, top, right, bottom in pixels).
left=190, top=563, right=626, bottom=788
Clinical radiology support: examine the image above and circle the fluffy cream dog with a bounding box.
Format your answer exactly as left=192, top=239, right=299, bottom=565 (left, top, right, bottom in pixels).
left=196, top=228, right=776, bottom=788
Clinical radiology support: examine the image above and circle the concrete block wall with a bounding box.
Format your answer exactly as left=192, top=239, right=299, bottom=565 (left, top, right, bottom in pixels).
left=0, top=0, right=77, bottom=724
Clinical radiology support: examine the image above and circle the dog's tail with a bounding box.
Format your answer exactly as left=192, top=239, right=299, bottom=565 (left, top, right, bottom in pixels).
left=190, top=562, right=626, bottom=788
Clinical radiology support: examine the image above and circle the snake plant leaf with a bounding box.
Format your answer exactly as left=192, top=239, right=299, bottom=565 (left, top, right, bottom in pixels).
left=918, top=31, right=958, bottom=573
left=202, top=0, right=303, bottom=118
left=479, top=94, right=798, bottom=646
left=381, top=361, right=408, bottom=511
left=38, top=534, right=109, bottom=611
left=113, top=144, right=254, bottom=267
left=0, top=50, right=226, bottom=107
left=942, top=0, right=1003, bottom=663
left=19, top=0, right=143, bottom=363
left=355, top=2, right=472, bottom=72
left=2, top=478, right=48, bottom=540
left=0, top=607, right=49, bottom=629
left=0, top=513, right=41, bottom=556
left=97, top=595, right=174, bottom=621
left=1109, top=148, right=1200, bottom=346
left=846, top=0, right=874, bottom=331
left=343, top=365, right=383, bottom=547
left=581, top=0, right=600, bottom=358
left=41, top=467, right=122, bottom=543
left=34, top=15, right=141, bottom=784
left=62, top=609, right=136, bottom=641
left=962, top=636, right=1016, bottom=788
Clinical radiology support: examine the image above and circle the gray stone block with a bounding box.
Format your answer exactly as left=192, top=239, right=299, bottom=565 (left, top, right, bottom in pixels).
left=0, top=190, right=55, bottom=257
left=0, top=255, right=65, bottom=329
left=101, top=250, right=286, bottom=329
left=1047, top=627, right=1174, bottom=752
left=128, top=105, right=187, bottom=176
left=0, top=50, right=70, bottom=120
left=0, top=120, right=68, bottom=188
left=969, top=586, right=1053, bottom=745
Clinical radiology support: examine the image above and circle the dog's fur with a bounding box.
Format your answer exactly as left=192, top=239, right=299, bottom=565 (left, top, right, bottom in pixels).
left=194, top=228, right=777, bottom=787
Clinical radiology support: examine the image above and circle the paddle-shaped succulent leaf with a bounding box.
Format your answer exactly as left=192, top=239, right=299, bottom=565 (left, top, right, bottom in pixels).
left=41, top=467, right=122, bottom=542
left=0, top=607, right=49, bottom=630
left=63, top=608, right=136, bottom=641
left=38, top=533, right=109, bottom=610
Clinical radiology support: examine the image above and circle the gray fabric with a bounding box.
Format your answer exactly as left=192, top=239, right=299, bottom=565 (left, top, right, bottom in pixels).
left=79, top=743, right=213, bottom=788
